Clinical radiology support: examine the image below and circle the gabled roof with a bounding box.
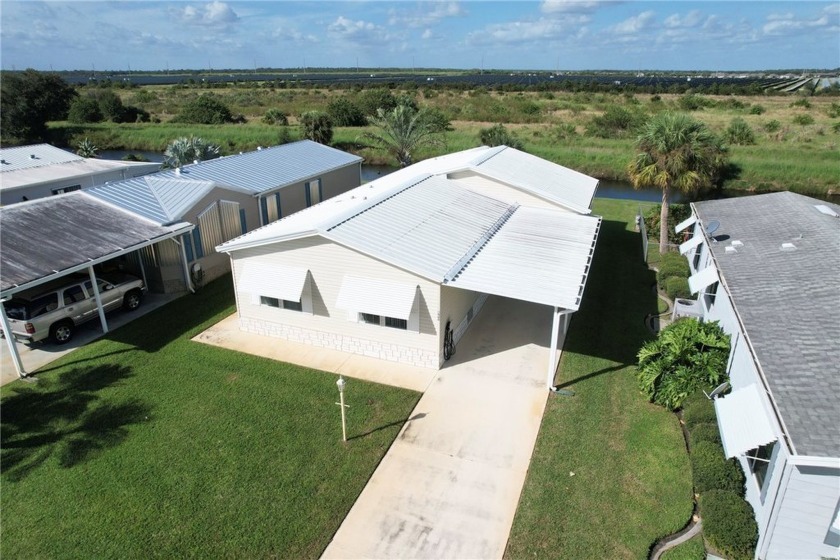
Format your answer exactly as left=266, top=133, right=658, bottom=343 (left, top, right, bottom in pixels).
left=151, top=140, right=362, bottom=195
left=87, top=176, right=238, bottom=225
left=219, top=169, right=601, bottom=310
left=0, top=192, right=191, bottom=296
left=693, top=191, right=840, bottom=458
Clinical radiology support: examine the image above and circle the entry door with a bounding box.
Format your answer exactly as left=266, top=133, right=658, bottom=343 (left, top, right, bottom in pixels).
left=305, top=179, right=322, bottom=207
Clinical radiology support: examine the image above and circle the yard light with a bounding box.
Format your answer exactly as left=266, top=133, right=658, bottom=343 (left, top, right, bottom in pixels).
left=336, top=376, right=348, bottom=442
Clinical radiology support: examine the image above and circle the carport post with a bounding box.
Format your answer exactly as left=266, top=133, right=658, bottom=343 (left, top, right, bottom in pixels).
left=0, top=299, right=26, bottom=377
left=547, top=306, right=562, bottom=390
left=136, top=251, right=148, bottom=289
left=88, top=266, right=109, bottom=335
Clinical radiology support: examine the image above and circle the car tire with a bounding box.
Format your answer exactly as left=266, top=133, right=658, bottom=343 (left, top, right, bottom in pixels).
left=50, top=321, right=74, bottom=345
left=123, top=289, right=142, bottom=311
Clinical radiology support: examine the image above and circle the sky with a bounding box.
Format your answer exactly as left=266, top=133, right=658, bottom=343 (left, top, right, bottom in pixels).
left=1, top=1, right=838, bottom=72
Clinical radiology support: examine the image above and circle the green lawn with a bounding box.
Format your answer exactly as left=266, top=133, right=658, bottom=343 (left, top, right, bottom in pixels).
left=505, top=198, right=694, bottom=559
left=660, top=534, right=706, bottom=560
left=1, top=277, right=420, bottom=558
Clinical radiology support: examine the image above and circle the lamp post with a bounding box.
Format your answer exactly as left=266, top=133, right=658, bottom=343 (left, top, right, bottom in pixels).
left=336, top=376, right=348, bottom=442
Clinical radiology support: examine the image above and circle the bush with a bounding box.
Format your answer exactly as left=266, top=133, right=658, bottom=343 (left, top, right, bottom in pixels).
left=95, top=90, right=126, bottom=122
left=689, top=422, right=721, bottom=448
left=172, top=94, right=234, bottom=124
left=678, top=94, right=713, bottom=111
left=748, top=104, right=765, bottom=115
left=299, top=111, right=333, bottom=145
left=763, top=119, right=782, bottom=133
left=553, top=123, right=577, bottom=140
left=657, top=252, right=690, bottom=283
left=586, top=105, right=644, bottom=138
left=701, top=490, right=758, bottom=560
left=682, top=391, right=717, bottom=429
left=644, top=204, right=692, bottom=246
left=790, top=97, right=811, bottom=109
left=327, top=98, right=367, bottom=127
left=479, top=123, right=523, bottom=149
left=67, top=96, right=103, bottom=123
left=357, top=88, right=397, bottom=116
left=665, top=276, right=692, bottom=300
left=636, top=319, right=730, bottom=410
left=691, top=441, right=745, bottom=494
left=827, top=102, right=840, bottom=118
left=725, top=118, right=756, bottom=145
left=792, top=114, right=815, bottom=126
left=262, top=108, right=288, bottom=126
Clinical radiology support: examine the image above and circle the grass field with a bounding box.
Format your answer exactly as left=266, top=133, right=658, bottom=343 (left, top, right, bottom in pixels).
left=0, top=277, right=420, bottom=558
left=504, top=198, right=694, bottom=559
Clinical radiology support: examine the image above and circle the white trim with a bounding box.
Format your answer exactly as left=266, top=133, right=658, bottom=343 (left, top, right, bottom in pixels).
left=788, top=455, right=840, bottom=468
left=688, top=266, right=719, bottom=295
left=675, top=214, right=697, bottom=233
left=715, top=385, right=777, bottom=458
left=679, top=234, right=704, bottom=255
left=240, top=262, right=309, bottom=304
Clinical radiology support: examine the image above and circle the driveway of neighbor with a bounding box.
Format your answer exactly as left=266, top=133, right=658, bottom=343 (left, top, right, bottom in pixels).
left=321, top=296, right=560, bottom=560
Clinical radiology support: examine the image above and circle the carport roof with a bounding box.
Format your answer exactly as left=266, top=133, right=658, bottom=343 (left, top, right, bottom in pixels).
left=0, top=192, right=192, bottom=296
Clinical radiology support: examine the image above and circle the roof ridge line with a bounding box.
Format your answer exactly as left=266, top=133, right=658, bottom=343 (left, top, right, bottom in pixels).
left=469, top=145, right=506, bottom=166
left=443, top=203, right=519, bottom=283
left=323, top=174, right=432, bottom=232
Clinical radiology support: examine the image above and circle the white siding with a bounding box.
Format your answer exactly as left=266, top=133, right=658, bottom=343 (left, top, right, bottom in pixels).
left=232, top=237, right=442, bottom=368
left=440, top=285, right=485, bottom=359
left=765, top=465, right=840, bottom=559
left=448, top=170, right=565, bottom=210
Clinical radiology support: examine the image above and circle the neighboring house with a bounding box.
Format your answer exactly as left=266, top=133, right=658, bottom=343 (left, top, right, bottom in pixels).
left=675, top=191, right=840, bottom=559
left=0, top=144, right=160, bottom=205
left=217, top=147, right=601, bottom=378
left=85, top=140, right=362, bottom=292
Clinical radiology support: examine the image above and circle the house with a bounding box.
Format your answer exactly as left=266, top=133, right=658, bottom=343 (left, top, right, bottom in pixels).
left=676, top=191, right=840, bottom=559
left=85, top=140, right=362, bottom=292
left=217, top=146, right=601, bottom=383
left=0, top=144, right=160, bottom=205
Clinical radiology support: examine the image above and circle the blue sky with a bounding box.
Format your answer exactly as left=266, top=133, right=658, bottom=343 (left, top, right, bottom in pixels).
left=2, top=1, right=838, bottom=72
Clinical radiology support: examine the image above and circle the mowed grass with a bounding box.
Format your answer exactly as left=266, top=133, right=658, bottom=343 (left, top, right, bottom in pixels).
left=1, top=277, right=420, bottom=558
left=505, top=198, right=693, bottom=559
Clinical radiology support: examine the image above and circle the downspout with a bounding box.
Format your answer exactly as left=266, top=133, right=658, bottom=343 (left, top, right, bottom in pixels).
left=171, top=238, right=195, bottom=294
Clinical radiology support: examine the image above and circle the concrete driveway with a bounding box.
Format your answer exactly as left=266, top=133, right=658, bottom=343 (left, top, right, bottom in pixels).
left=322, top=296, right=560, bottom=560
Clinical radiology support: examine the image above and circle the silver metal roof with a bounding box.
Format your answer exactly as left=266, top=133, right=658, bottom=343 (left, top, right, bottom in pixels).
left=448, top=207, right=601, bottom=309
left=1, top=155, right=160, bottom=192
left=87, top=176, right=224, bottom=225
left=694, top=191, right=840, bottom=458
left=0, top=144, right=82, bottom=172
left=153, top=140, right=361, bottom=195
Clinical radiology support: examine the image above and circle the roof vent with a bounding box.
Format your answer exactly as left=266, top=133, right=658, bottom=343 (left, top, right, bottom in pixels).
left=0, top=159, right=7, bottom=164
left=731, top=240, right=743, bottom=247
left=725, top=246, right=737, bottom=254
left=29, top=154, right=37, bottom=159
left=175, top=168, right=181, bottom=176
left=257, top=146, right=262, bottom=151
left=193, top=159, right=199, bottom=165
left=814, top=204, right=839, bottom=218
left=780, top=242, right=796, bottom=251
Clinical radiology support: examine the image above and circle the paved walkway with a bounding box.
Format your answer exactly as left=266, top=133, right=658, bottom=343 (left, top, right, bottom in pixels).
left=322, top=296, right=559, bottom=559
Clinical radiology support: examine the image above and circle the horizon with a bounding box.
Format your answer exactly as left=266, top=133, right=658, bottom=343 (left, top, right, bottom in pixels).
left=2, top=1, right=838, bottom=73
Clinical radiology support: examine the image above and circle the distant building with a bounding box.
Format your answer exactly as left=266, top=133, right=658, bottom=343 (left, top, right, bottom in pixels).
left=0, top=144, right=160, bottom=205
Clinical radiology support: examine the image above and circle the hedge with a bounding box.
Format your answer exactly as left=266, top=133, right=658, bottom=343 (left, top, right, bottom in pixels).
left=657, top=254, right=691, bottom=284
left=665, top=276, right=692, bottom=301
left=701, top=490, right=758, bottom=560
left=689, top=422, right=722, bottom=448
left=690, top=441, right=745, bottom=494
left=682, top=393, right=717, bottom=429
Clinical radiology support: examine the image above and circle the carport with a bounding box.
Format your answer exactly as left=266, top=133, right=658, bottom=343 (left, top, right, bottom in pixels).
left=0, top=192, right=193, bottom=378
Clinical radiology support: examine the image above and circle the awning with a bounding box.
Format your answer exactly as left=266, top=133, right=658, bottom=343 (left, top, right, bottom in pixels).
left=239, top=261, right=308, bottom=302
left=675, top=214, right=697, bottom=233
left=679, top=234, right=704, bottom=255
left=688, top=266, right=719, bottom=295
left=335, top=275, right=417, bottom=320
left=714, top=385, right=777, bottom=458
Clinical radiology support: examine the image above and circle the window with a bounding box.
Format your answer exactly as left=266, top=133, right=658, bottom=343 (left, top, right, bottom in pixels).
left=260, top=296, right=279, bottom=307
left=385, top=317, right=407, bottom=330
left=360, top=313, right=380, bottom=325
left=746, top=441, right=776, bottom=490
left=693, top=244, right=703, bottom=270
left=359, top=313, right=408, bottom=330
left=63, top=285, right=86, bottom=304
left=260, top=296, right=302, bottom=312
left=305, top=179, right=322, bottom=207
left=52, top=185, right=81, bottom=195
left=282, top=299, right=303, bottom=312
left=704, top=281, right=719, bottom=308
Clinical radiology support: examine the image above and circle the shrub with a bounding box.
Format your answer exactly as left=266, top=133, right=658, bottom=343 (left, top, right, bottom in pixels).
left=650, top=94, right=662, bottom=104
left=792, top=114, right=815, bottom=126
left=262, top=108, right=288, bottom=126
left=691, top=441, right=745, bottom=494
left=172, top=94, right=234, bottom=124
left=644, top=204, right=692, bottom=246
left=665, top=276, right=692, bottom=301
left=95, top=90, right=126, bottom=122
left=67, top=96, right=103, bottom=123
left=419, top=107, right=452, bottom=133
left=636, top=319, right=730, bottom=410
left=357, top=88, right=397, bottom=116
left=833, top=122, right=840, bottom=134
left=790, top=97, right=811, bottom=109
left=748, top=104, right=765, bottom=115
left=586, top=105, right=644, bottom=138
left=827, top=102, right=840, bottom=118
left=678, top=94, right=713, bottom=111
left=689, top=422, right=721, bottom=448
left=553, top=123, right=577, bottom=140
left=725, top=118, right=756, bottom=145
left=327, top=98, right=367, bottom=127
left=763, top=119, right=782, bottom=133
left=479, top=123, right=523, bottom=150
left=701, top=490, right=758, bottom=560
left=299, top=111, right=333, bottom=144
left=682, top=392, right=718, bottom=429
left=657, top=252, right=691, bottom=283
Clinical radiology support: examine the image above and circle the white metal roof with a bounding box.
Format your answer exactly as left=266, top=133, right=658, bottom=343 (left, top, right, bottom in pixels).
left=335, top=276, right=418, bottom=320
left=447, top=207, right=601, bottom=309
left=0, top=144, right=82, bottom=171
left=714, top=385, right=777, bottom=458
left=152, top=140, right=362, bottom=196
left=0, top=157, right=160, bottom=192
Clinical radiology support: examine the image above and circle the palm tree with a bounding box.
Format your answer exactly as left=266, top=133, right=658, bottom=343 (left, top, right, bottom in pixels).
left=163, top=136, right=221, bottom=168
left=628, top=112, right=727, bottom=254
left=359, top=104, right=445, bottom=168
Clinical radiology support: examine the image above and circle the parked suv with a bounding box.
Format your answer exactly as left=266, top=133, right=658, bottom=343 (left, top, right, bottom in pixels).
left=2, top=273, right=145, bottom=345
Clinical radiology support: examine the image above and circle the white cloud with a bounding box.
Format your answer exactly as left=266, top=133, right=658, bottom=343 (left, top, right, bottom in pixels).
left=389, top=1, right=466, bottom=28
left=467, top=15, right=589, bottom=46
left=422, top=29, right=434, bottom=40
left=610, top=10, right=655, bottom=35
left=180, top=1, right=239, bottom=27
left=663, top=10, right=704, bottom=29
left=327, top=16, right=395, bottom=45
left=762, top=7, right=837, bottom=36
left=541, top=0, right=614, bottom=14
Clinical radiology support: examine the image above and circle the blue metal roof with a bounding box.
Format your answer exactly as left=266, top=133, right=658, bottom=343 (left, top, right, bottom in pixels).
left=153, top=140, right=362, bottom=195
left=87, top=177, right=220, bottom=225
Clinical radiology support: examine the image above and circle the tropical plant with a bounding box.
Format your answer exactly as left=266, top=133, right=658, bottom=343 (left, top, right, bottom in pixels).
left=299, top=111, right=334, bottom=144
left=75, top=138, right=98, bottom=158
left=262, top=108, right=289, bottom=126
left=478, top=123, right=523, bottom=150
left=628, top=112, right=727, bottom=254
left=0, top=69, right=77, bottom=141
left=725, top=118, right=756, bottom=145
left=172, top=94, right=234, bottom=124
left=163, top=136, right=221, bottom=168
left=359, top=105, right=446, bottom=167
left=636, top=318, right=730, bottom=410
left=792, top=114, right=815, bottom=126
